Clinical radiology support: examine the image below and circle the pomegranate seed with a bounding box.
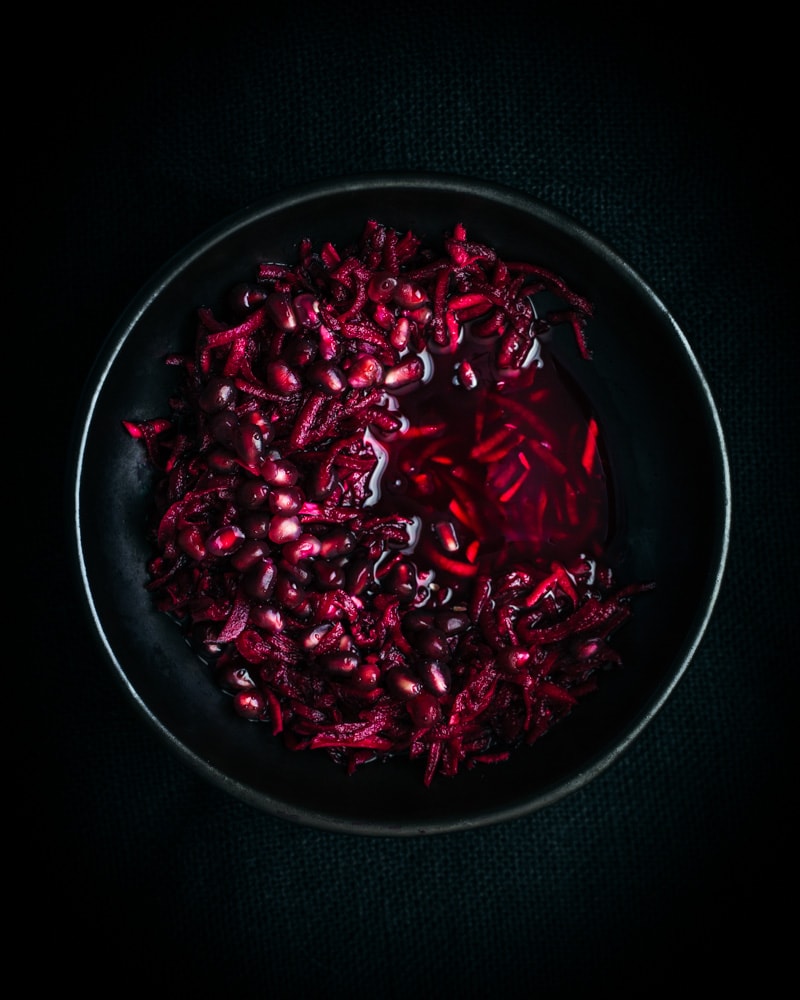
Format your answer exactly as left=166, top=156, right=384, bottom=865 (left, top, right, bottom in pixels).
left=385, top=666, right=422, bottom=700
left=301, top=623, right=333, bottom=650
left=199, top=374, right=236, bottom=413
left=233, top=423, right=264, bottom=468
left=367, top=271, right=398, bottom=303
left=292, top=292, right=320, bottom=328
left=410, top=305, right=433, bottom=327
left=219, top=664, right=256, bottom=691
left=346, top=559, right=373, bottom=595
left=572, top=637, right=604, bottom=660
left=282, top=533, right=322, bottom=564
left=206, top=525, right=245, bottom=556
left=390, top=317, right=411, bottom=351
left=313, top=561, right=346, bottom=590
left=232, top=689, right=267, bottom=720
left=282, top=333, right=318, bottom=367
left=249, top=604, right=283, bottom=632
left=241, top=410, right=273, bottom=441
left=228, top=282, right=267, bottom=316
left=275, top=574, right=307, bottom=609
left=309, top=463, right=337, bottom=501
left=384, top=560, right=418, bottom=602
left=230, top=538, right=268, bottom=572
left=264, top=359, right=302, bottom=395
left=402, top=609, right=435, bottom=633
left=393, top=279, right=428, bottom=309
left=318, top=529, right=356, bottom=559
left=268, top=485, right=304, bottom=514
left=383, top=356, right=425, bottom=389
left=496, top=648, right=531, bottom=673
left=265, top=291, right=298, bottom=331
left=177, top=525, right=206, bottom=560
left=241, top=512, right=271, bottom=539
left=317, top=323, right=338, bottom=360
left=323, top=653, right=360, bottom=678
left=268, top=515, right=302, bottom=545
left=346, top=354, right=384, bottom=389
left=407, top=691, right=440, bottom=728
left=434, top=520, right=460, bottom=552
left=307, top=361, right=346, bottom=394
left=435, top=610, right=470, bottom=634
left=455, top=359, right=478, bottom=390
left=350, top=662, right=381, bottom=691
left=236, top=480, right=270, bottom=509
left=372, top=303, right=395, bottom=329
left=261, top=457, right=299, bottom=487
left=242, top=559, right=277, bottom=601
left=280, top=557, right=311, bottom=584
left=419, top=659, right=451, bottom=696
left=207, top=446, right=238, bottom=472
left=410, top=627, right=450, bottom=659
left=209, top=410, right=238, bottom=445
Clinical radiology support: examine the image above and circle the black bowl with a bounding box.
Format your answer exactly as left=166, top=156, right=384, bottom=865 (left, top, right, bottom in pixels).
left=69, top=173, right=730, bottom=835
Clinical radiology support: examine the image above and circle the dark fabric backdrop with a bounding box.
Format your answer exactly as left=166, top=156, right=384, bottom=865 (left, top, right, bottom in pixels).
left=18, top=4, right=794, bottom=995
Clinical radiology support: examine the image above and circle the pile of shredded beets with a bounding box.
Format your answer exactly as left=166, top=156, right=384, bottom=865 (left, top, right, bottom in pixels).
left=124, top=219, right=651, bottom=785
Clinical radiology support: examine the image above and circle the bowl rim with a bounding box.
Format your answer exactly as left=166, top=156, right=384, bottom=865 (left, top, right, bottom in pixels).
left=68, top=171, right=732, bottom=834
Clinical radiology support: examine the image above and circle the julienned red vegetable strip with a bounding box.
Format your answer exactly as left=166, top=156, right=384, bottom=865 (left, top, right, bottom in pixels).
left=582, top=417, right=599, bottom=474
left=125, top=219, right=652, bottom=785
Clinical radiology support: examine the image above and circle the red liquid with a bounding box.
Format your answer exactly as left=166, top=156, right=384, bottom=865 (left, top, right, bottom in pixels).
left=369, top=330, right=611, bottom=602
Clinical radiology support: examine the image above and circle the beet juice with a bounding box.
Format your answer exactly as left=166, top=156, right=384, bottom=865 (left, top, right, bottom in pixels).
left=369, top=329, right=610, bottom=605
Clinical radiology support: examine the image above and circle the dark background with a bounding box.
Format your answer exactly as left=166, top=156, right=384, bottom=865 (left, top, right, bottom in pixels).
left=18, top=4, right=794, bottom=994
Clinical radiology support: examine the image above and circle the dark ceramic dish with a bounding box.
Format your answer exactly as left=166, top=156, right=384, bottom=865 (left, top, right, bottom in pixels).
left=69, top=174, right=730, bottom=835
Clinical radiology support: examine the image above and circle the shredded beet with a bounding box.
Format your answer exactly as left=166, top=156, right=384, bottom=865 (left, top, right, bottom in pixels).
left=125, top=219, right=653, bottom=785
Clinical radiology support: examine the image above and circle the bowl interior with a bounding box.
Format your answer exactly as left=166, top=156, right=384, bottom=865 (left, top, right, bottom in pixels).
left=71, top=175, right=730, bottom=834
